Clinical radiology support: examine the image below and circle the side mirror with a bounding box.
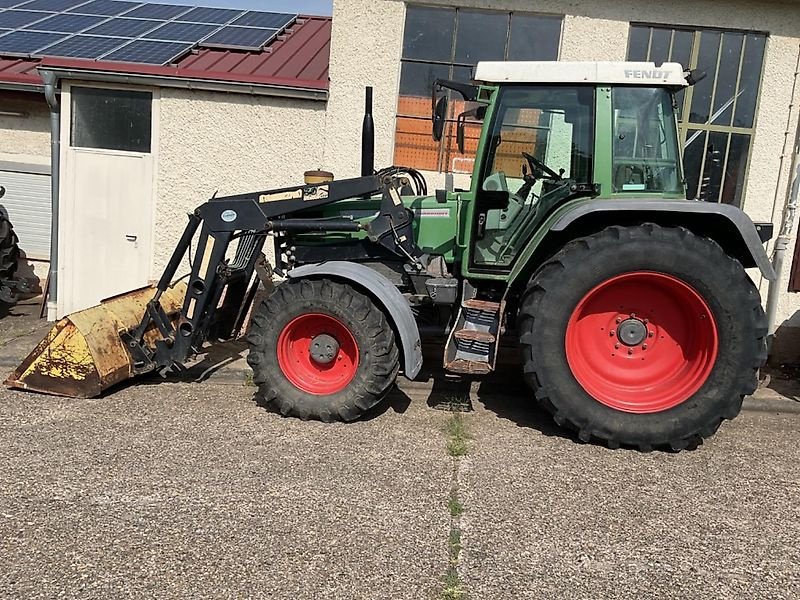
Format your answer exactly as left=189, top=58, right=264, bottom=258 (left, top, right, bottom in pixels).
left=456, top=113, right=466, bottom=154
left=432, top=95, right=448, bottom=142
left=685, top=69, right=707, bottom=86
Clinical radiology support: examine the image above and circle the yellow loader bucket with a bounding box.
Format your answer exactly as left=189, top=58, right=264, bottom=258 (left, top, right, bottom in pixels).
left=5, top=283, right=186, bottom=398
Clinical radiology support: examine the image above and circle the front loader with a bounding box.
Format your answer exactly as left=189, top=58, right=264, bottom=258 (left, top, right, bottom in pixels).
left=7, top=61, right=776, bottom=451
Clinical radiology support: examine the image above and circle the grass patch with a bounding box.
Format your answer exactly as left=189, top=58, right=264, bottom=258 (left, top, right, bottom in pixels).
left=243, top=371, right=255, bottom=387
left=446, top=414, right=469, bottom=457
left=448, top=493, right=464, bottom=518
left=441, top=567, right=466, bottom=600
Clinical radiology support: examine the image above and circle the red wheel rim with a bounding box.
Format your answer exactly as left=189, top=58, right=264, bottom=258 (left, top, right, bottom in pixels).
left=277, top=313, right=359, bottom=395
left=565, top=272, right=718, bottom=414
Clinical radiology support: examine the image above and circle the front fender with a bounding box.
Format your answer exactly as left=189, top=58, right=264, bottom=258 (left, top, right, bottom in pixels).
left=288, top=261, right=423, bottom=380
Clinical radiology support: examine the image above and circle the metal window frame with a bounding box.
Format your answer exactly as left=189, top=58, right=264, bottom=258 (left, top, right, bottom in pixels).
left=627, top=22, right=769, bottom=208
left=395, top=5, right=564, bottom=173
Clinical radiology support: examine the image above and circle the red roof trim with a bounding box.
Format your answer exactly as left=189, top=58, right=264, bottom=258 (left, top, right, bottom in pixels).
left=0, top=15, right=331, bottom=92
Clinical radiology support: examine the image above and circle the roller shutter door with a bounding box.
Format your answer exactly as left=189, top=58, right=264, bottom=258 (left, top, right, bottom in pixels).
left=0, top=164, right=51, bottom=261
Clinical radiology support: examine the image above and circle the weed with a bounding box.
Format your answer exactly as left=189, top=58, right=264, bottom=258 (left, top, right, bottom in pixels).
left=446, top=414, right=469, bottom=457
left=448, top=493, right=464, bottom=518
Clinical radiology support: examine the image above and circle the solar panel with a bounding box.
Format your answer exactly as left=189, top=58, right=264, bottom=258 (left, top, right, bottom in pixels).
left=19, top=0, right=91, bottom=10
left=231, top=11, right=294, bottom=31
left=24, top=12, right=105, bottom=33
left=36, top=33, right=126, bottom=57
left=201, top=26, right=278, bottom=51
left=178, top=7, right=244, bottom=25
left=84, top=16, right=159, bottom=37
left=0, top=29, right=65, bottom=53
left=0, top=10, right=51, bottom=28
left=123, top=3, right=190, bottom=21
left=143, top=20, right=216, bottom=42
left=103, top=38, right=191, bottom=64
left=0, top=0, right=27, bottom=7
left=68, top=0, right=139, bottom=17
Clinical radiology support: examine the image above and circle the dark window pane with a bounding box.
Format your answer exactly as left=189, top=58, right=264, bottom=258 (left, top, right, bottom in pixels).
left=649, top=28, right=671, bottom=65
left=723, top=134, right=751, bottom=206
left=670, top=30, right=694, bottom=117
left=398, top=61, right=450, bottom=100
left=689, top=31, right=721, bottom=124
left=670, top=29, right=694, bottom=68
left=683, top=129, right=706, bottom=199
left=701, top=131, right=729, bottom=202
left=508, top=14, right=561, bottom=61
left=402, top=6, right=455, bottom=62
left=628, top=25, right=650, bottom=61
left=712, top=32, right=744, bottom=126
left=734, top=34, right=766, bottom=128
left=70, top=87, right=151, bottom=152
left=454, top=9, right=507, bottom=64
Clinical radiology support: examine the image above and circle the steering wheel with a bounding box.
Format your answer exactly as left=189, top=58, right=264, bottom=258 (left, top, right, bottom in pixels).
left=522, top=151, right=562, bottom=181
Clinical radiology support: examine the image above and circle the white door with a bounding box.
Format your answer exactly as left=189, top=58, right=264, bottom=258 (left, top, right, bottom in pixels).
left=59, top=84, right=157, bottom=317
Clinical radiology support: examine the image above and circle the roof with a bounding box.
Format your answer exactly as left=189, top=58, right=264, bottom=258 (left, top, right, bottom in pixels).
left=474, top=61, right=688, bottom=87
left=0, top=15, right=331, bottom=99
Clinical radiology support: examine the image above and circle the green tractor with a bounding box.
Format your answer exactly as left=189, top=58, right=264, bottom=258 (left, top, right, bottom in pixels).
left=8, top=61, right=774, bottom=451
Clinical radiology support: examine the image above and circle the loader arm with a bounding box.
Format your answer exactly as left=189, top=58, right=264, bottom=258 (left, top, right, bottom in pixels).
left=126, top=173, right=422, bottom=376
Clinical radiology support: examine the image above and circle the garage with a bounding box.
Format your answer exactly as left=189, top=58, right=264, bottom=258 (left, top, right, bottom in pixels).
left=0, top=163, right=51, bottom=262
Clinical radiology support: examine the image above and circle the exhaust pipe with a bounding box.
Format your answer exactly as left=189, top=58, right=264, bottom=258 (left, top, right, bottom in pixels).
left=361, top=86, right=375, bottom=177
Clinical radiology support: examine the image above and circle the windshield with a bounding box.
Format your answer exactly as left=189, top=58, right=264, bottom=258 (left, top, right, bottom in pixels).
left=473, top=86, right=594, bottom=268
left=612, top=87, right=682, bottom=194
left=481, top=86, right=594, bottom=195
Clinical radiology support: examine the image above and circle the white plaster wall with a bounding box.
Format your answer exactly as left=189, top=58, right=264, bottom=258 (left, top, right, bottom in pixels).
left=327, top=0, right=800, bottom=335
left=0, top=92, right=50, bottom=161
left=154, top=88, right=328, bottom=275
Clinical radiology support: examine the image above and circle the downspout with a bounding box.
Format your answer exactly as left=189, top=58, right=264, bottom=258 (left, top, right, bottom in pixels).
left=41, top=70, right=60, bottom=322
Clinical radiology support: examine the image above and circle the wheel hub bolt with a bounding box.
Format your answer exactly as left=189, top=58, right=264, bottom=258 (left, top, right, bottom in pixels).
left=617, top=318, right=648, bottom=347
left=309, top=334, right=339, bottom=365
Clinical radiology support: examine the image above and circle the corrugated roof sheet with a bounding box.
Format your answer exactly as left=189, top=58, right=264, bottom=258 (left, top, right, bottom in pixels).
left=0, top=15, right=331, bottom=92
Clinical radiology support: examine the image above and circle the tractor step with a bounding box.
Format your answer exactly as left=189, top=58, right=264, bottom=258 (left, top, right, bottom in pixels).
left=463, top=299, right=501, bottom=312
left=453, top=329, right=496, bottom=343
left=446, top=359, right=493, bottom=375
left=444, top=288, right=505, bottom=376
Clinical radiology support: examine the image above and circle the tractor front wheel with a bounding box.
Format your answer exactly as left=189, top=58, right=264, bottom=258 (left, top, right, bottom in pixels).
left=518, top=224, right=767, bottom=451
left=247, top=278, right=400, bottom=422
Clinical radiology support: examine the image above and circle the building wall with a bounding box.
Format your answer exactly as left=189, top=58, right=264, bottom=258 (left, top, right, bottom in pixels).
left=0, top=91, right=50, bottom=164
left=326, top=0, right=800, bottom=353
left=154, top=88, right=328, bottom=275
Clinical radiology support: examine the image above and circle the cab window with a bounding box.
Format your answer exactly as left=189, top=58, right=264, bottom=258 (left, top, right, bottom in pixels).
left=612, top=87, right=682, bottom=194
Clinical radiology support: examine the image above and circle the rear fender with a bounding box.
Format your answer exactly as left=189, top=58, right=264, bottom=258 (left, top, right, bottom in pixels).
left=510, top=199, right=776, bottom=287
left=288, top=262, right=423, bottom=380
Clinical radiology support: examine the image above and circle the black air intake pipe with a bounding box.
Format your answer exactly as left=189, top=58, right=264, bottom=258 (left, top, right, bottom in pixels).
left=362, top=86, right=375, bottom=177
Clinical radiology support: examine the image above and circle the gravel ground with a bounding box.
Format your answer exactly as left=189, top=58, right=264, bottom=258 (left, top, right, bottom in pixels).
left=461, top=388, right=800, bottom=600
left=0, top=373, right=799, bottom=599
left=0, top=383, right=451, bottom=599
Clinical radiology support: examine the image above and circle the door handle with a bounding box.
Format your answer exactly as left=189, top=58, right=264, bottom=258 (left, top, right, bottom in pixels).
left=125, top=235, right=138, bottom=242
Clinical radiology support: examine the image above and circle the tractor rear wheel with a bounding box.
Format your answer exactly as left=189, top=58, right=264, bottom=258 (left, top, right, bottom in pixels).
left=518, top=224, right=767, bottom=451
left=0, top=211, right=20, bottom=283
left=0, top=211, right=20, bottom=311
left=246, top=278, right=400, bottom=422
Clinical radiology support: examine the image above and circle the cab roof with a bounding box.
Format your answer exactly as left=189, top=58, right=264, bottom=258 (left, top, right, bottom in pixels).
left=474, top=61, right=688, bottom=87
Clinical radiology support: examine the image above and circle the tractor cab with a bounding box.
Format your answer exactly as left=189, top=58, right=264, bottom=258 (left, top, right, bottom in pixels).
left=433, top=61, right=693, bottom=271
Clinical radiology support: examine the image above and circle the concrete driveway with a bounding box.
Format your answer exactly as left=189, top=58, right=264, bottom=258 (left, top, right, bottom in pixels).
left=0, top=370, right=798, bottom=599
